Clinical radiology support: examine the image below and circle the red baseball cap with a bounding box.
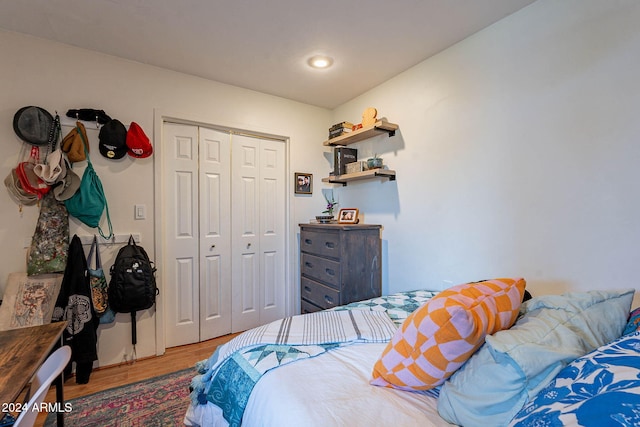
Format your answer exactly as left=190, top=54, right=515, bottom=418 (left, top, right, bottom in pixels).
left=126, top=122, right=153, bottom=158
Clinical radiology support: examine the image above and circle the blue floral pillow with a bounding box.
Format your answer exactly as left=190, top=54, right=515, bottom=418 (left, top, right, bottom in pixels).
left=509, top=331, right=640, bottom=426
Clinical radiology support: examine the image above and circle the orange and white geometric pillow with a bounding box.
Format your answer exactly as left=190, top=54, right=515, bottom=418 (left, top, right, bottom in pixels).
left=371, top=278, right=526, bottom=391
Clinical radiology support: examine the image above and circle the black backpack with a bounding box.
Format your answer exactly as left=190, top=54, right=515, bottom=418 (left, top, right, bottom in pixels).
left=108, top=235, right=158, bottom=349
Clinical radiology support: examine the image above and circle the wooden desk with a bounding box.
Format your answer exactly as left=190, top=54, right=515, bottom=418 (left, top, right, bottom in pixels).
left=0, top=322, right=67, bottom=424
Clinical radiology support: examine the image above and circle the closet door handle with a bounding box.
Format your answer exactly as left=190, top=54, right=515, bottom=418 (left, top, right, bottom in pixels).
left=210, top=244, right=216, bottom=249
left=247, top=243, right=252, bottom=249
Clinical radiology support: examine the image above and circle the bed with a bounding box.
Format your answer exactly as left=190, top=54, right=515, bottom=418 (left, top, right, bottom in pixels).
left=183, top=279, right=640, bottom=427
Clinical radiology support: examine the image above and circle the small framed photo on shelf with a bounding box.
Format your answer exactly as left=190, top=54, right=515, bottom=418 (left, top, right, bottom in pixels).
left=295, top=172, right=313, bottom=194
left=338, top=208, right=359, bottom=224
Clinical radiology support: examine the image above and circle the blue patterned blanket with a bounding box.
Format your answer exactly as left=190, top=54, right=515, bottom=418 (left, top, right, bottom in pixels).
left=185, top=290, right=437, bottom=427
left=509, top=330, right=640, bottom=426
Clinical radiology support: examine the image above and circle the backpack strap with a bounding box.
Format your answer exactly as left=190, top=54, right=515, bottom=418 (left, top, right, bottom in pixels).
left=131, top=311, right=138, bottom=361
left=94, top=236, right=102, bottom=269
left=87, top=235, right=101, bottom=270
left=98, top=201, right=113, bottom=241
left=131, top=311, right=137, bottom=345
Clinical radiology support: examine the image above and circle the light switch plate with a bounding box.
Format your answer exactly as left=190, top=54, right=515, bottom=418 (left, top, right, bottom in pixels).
left=134, top=204, right=146, bottom=220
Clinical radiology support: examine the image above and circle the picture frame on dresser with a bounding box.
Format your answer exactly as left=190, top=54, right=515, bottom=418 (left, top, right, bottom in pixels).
left=338, top=208, right=359, bottom=224
left=295, top=172, right=312, bottom=194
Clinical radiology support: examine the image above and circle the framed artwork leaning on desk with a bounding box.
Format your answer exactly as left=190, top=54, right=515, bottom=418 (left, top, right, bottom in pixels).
left=0, top=273, right=63, bottom=330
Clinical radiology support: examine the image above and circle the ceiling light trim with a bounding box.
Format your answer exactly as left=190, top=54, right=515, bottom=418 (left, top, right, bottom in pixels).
left=307, top=55, right=334, bottom=69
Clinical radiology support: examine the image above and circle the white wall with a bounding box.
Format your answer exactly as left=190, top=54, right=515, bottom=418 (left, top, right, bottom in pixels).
left=0, top=29, right=330, bottom=366
left=331, top=0, right=640, bottom=306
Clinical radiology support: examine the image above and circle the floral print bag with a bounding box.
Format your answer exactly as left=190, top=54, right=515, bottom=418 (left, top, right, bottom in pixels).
left=86, top=235, right=115, bottom=324
left=26, top=191, right=69, bottom=276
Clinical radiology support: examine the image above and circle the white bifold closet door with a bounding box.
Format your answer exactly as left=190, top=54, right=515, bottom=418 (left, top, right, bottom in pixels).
left=163, top=123, right=286, bottom=348
left=231, top=133, right=286, bottom=333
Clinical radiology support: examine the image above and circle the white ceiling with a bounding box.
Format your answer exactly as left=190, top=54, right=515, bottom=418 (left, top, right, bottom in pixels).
left=0, top=0, right=536, bottom=109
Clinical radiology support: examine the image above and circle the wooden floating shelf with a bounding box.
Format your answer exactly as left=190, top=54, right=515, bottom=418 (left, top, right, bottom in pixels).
left=323, top=120, right=399, bottom=146
left=322, top=169, right=396, bottom=186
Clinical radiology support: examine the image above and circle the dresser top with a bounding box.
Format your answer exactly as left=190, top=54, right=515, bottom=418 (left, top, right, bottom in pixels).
left=299, top=223, right=382, bottom=231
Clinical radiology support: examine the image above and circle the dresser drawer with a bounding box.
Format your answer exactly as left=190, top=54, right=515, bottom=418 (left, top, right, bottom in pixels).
left=301, top=253, right=341, bottom=289
left=301, top=277, right=340, bottom=309
left=301, top=298, right=323, bottom=314
left=300, top=230, right=341, bottom=259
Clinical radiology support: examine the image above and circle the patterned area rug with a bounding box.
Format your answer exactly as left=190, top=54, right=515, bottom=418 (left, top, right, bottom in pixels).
left=44, top=368, right=195, bottom=426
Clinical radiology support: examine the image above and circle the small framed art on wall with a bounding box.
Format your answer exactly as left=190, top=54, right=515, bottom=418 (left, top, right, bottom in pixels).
left=295, top=173, right=312, bottom=194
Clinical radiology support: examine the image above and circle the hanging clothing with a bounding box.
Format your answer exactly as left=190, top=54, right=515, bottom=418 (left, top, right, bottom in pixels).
left=52, top=234, right=99, bottom=384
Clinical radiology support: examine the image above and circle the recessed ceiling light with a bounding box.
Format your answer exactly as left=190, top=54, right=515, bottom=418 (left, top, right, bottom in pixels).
left=307, top=55, right=333, bottom=69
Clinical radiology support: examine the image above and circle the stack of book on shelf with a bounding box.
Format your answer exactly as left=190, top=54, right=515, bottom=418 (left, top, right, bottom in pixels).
left=334, top=147, right=357, bottom=176
left=328, top=121, right=355, bottom=139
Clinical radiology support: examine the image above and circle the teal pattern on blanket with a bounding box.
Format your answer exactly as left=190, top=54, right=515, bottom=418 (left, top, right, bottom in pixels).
left=333, top=289, right=438, bottom=326
left=207, top=343, right=339, bottom=427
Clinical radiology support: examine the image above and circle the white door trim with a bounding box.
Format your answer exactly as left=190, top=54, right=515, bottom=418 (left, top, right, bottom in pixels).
left=152, top=109, right=294, bottom=356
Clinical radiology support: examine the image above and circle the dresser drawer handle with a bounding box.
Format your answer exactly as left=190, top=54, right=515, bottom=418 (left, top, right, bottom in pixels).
left=325, top=268, right=335, bottom=276
left=324, top=295, right=334, bottom=305
left=303, top=286, right=312, bottom=294
left=304, top=238, right=312, bottom=245
left=305, top=261, right=314, bottom=268
left=325, top=241, right=335, bottom=249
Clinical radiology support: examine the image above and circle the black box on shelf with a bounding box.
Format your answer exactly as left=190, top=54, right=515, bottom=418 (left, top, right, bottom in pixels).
left=334, top=147, right=358, bottom=176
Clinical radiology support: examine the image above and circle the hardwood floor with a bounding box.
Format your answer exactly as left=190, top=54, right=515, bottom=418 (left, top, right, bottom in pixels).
left=35, top=333, right=238, bottom=426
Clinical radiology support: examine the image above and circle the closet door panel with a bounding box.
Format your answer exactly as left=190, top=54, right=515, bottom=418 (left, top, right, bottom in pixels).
left=259, top=140, right=286, bottom=323
left=232, top=135, right=260, bottom=332
left=175, top=258, right=196, bottom=323
left=200, top=174, right=223, bottom=327
left=199, top=128, right=231, bottom=340
left=163, top=123, right=201, bottom=347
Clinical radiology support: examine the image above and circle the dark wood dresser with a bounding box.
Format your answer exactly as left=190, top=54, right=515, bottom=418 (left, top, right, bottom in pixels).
left=299, top=223, right=382, bottom=313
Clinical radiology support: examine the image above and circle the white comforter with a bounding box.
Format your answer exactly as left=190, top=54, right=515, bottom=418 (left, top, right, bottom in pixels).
left=241, top=342, right=455, bottom=427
